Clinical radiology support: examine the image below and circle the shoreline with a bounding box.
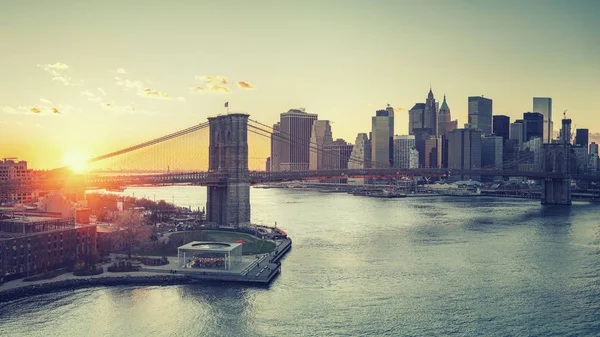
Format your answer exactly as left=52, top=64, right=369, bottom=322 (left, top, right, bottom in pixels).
left=1, top=238, right=292, bottom=304
left=0, top=274, right=266, bottom=304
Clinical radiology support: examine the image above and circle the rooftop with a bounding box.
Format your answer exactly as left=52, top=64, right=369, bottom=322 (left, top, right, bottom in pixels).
left=178, top=241, right=242, bottom=252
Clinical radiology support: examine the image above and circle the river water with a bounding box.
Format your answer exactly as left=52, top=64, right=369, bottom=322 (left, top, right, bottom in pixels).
left=2, top=186, right=600, bottom=336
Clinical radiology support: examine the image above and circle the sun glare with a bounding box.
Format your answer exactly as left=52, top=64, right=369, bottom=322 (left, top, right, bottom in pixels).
left=62, top=151, right=89, bottom=173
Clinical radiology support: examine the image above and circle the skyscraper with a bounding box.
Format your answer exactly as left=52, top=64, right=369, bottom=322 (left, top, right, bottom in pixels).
left=270, top=122, right=282, bottom=171
left=349, top=133, right=371, bottom=169
left=523, top=112, right=544, bottom=141
left=393, top=135, right=416, bottom=168
left=278, top=109, right=318, bottom=171
left=309, top=120, right=333, bottom=170
left=348, top=133, right=372, bottom=184
left=509, top=122, right=524, bottom=145
left=424, top=88, right=438, bottom=135
left=437, top=95, right=452, bottom=137
left=481, top=135, right=503, bottom=170
left=575, top=129, right=589, bottom=149
left=533, top=97, right=552, bottom=143
left=468, top=96, right=493, bottom=134
left=371, top=107, right=394, bottom=168
left=448, top=128, right=482, bottom=180
left=408, top=103, right=425, bottom=135
left=424, top=136, right=442, bottom=168
left=492, top=115, right=510, bottom=141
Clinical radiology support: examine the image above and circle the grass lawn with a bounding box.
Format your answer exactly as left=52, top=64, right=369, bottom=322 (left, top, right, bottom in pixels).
left=159, top=230, right=276, bottom=255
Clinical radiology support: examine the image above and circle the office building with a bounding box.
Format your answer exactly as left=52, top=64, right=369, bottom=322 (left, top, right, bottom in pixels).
left=575, top=129, right=589, bottom=149
left=492, top=115, right=510, bottom=141
left=309, top=120, right=333, bottom=170
left=560, top=118, right=572, bottom=144
left=277, top=109, right=318, bottom=171
left=510, top=122, right=525, bottom=146
left=325, top=139, right=354, bottom=170
left=348, top=133, right=371, bottom=184
left=447, top=128, right=482, bottom=180
left=468, top=96, right=493, bottom=135
left=438, top=95, right=455, bottom=137
left=393, top=135, right=416, bottom=169
left=424, top=89, right=438, bottom=135
left=0, top=212, right=97, bottom=280
left=371, top=107, right=394, bottom=168
left=349, top=133, right=371, bottom=169
left=0, top=158, right=36, bottom=203
left=424, top=136, right=442, bottom=168
left=533, top=97, right=552, bottom=143
left=409, top=103, right=425, bottom=135
left=270, top=123, right=281, bottom=172
left=482, top=136, right=504, bottom=170
left=523, top=112, right=544, bottom=141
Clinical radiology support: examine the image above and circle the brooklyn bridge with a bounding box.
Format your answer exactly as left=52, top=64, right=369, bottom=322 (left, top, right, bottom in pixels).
left=2, top=113, right=597, bottom=226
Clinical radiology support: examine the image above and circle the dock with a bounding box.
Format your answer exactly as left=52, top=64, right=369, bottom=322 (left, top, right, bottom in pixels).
left=141, top=237, right=292, bottom=284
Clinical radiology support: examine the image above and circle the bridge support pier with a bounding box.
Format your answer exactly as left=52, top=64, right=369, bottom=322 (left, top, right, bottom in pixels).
left=206, top=114, right=251, bottom=227
left=541, top=143, right=571, bottom=205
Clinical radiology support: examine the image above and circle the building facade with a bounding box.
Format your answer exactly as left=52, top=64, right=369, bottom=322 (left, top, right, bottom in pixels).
left=270, top=123, right=282, bottom=172
left=277, top=109, right=318, bottom=171
left=468, top=96, right=493, bottom=135
left=575, top=129, right=589, bottom=149
left=533, top=97, right=552, bottom=143
left=492, top=115, right=510, bottom=141
left=393, top=135, right=416, bottom=169
left=424, top=89, right=438, bottom=135
left=424, top=136, right=442, bottom=168
left=447, top=128, right=482, bottom=180
left=437, top=95, right=454, bottom=137
left=309, top=120, right=333, bottom=171
left=371, top=107, right=394, bottom=168
left=349, top=133, right=371, bottom=169
left=482, top=135, right=504, bottom=170
left=409, top=103, right=425, bottom=135
left=0, top=215, right=97, bottom=280
left=523, top=112, right=544, bottom=141
left=510, top=121, right=525, bottom=145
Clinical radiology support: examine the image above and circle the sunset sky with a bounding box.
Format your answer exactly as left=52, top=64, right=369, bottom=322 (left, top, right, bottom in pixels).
left=1, top=0, right=599, bottom=169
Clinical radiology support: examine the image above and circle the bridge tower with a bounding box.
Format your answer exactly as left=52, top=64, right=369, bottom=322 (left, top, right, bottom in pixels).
left=206, top=113, right=251, bottom=227
left=541, top=143, right=571, bottom=205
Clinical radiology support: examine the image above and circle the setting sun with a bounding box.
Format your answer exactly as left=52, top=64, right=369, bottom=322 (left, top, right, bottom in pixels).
left=62, top=151, right=89, bottom=173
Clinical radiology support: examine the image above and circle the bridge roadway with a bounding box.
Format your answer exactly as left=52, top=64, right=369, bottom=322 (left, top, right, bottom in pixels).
left=84, top=168, right=597, bottom=187
left=3, top=168, right=600, bottom=191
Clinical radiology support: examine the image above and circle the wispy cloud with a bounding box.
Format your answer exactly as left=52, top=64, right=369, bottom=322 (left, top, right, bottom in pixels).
left=117, top=68, right=128, bottom=74
left=236, top=81, right=255, bottom=89
left=97, top=88, right=106, bottom=96
left=115, top=76, right=182, bottom=101
left=393, top=107, right=406, bottom=113
left=37, top=62, right=82, bottom=86
left=40, top=98, right=52, bottom=105
left=81, top=90, right=102, bottom=102
left=140, top=88, right=171, bottom=100
left=101, top=102, right=158, bottom=115
left=2, top=104, right=68, bottom=116
left=196, top=75, right=228, bottom=84
left=190, top=86, right=205, bottom=93
left=208, top=84, right=231, bottom=93
left=115, top=76, right=145, bottom=90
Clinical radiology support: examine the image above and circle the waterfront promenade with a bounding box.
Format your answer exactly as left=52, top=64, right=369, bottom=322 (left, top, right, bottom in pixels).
left=0, top=238, right=292, bottom=303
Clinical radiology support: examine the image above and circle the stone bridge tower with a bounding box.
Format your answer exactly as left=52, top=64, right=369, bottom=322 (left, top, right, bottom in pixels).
left=541, top=143, right=571, bottom=205
left=206, top=113, right=251, bottom=227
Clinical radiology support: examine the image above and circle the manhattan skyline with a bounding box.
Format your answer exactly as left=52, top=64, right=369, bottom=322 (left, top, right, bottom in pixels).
left=1, top=0, right=599, bottom=169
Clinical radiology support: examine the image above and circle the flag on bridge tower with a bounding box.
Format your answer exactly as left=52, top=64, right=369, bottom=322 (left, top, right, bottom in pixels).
left=224, top=101, right=229, bottom=114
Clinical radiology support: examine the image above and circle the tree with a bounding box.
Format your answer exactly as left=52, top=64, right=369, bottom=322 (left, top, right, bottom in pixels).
left=117, top=210, right=149, bottom=259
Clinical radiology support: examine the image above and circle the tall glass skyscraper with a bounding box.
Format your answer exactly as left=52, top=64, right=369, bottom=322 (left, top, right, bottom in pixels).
left=371, top=107, right=394, bottom=168
left=468, top=96, right=493, bottom=135
left=533, top=97, right=552, bottom=143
